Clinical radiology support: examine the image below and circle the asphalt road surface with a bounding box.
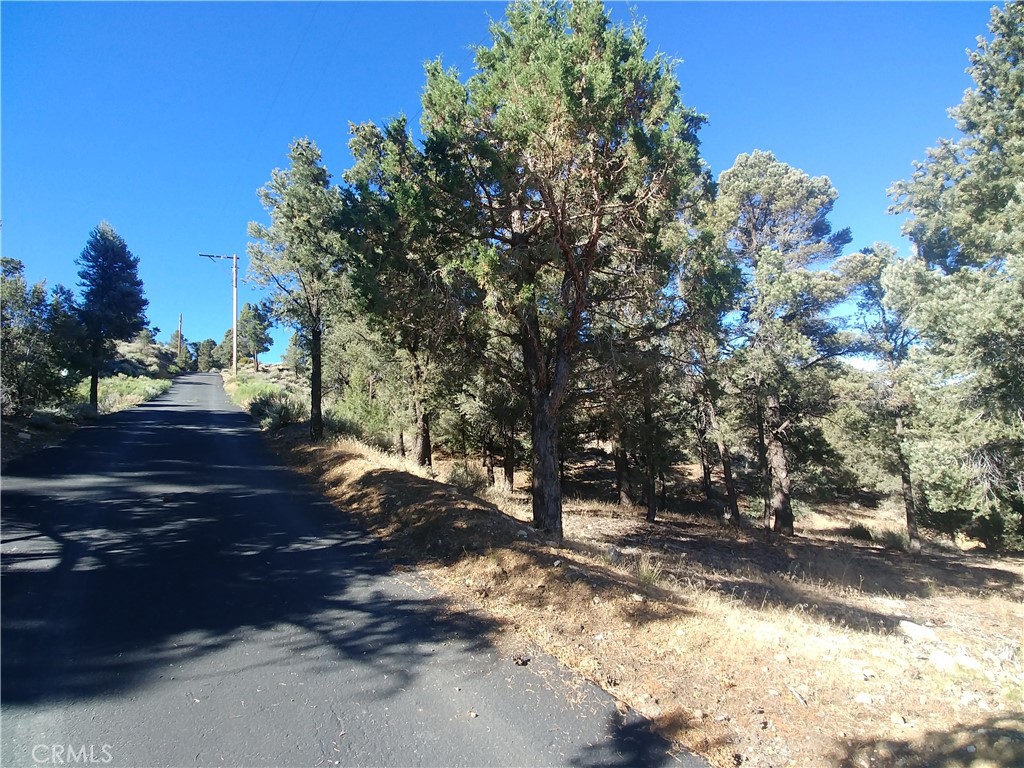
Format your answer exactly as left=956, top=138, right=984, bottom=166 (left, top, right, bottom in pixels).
left=2, top=373, right=705, bottom=768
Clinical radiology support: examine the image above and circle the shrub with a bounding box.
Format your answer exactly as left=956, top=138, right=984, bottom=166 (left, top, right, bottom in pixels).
left=73, top=374, right=172, bottom=415
left=325, top=397, right=395, bottom=449
left=248, top=391, right=309, bottom=431
left=842, top=523, right=875, bottom=542
left=631, top=552, right=664, bottom=585
left=875, top=529, right=910, bottom=552
left=445, top=461, right=489, bottom=496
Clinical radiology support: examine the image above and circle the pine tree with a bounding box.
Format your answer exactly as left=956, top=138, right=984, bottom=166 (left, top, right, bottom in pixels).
left=248, top=139, right=345, bottom=440
left=344, top=118, right=473, bottom=467
left=715, top=151, right=851, bottom=535
left=196, top=339, right=218, bottom=372
left=238, top=302, right=273, bottom=372
left=282, top=332, right=309, bottom=376
left=76, top=222, right=148, bottom=409
left=840, top=243, right=923, bottom=552
left=888, top=2, right=1023, bottom=547
left=419, top=0, right=705, bottom=542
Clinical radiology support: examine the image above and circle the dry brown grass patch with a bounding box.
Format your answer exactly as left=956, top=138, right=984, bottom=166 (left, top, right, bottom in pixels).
left=265, top=427, right=1024, bottom=768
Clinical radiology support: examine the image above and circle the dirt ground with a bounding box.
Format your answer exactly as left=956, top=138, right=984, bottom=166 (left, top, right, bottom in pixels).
left=267, top=428, right=1024, bottom=768
left=1, top=415, right=79, bottom=469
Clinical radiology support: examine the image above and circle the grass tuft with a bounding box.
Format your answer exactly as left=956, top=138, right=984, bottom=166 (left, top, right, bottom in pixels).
left=74, top=374, right=172, bottom=415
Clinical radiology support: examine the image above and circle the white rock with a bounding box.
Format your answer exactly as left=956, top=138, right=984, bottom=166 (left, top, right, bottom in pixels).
left=954, top=652, right=982, bottom=671
left=898, top=620, right=939, bottom=643
left=929, top=650, right=957, bottom=674
left=855, top=693, right=873, bottom=706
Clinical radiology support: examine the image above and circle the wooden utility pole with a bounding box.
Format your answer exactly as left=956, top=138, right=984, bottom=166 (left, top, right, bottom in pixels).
left=199, top=253, right=239, bottom=376
left=177, top=313, right=183, bottom=355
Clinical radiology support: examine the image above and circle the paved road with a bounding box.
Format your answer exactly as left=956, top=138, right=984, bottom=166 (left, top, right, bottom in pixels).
left=2, top=374, right=703, bottom=768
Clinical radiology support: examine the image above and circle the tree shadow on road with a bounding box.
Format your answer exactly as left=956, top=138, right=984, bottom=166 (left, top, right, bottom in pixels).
left=1, top=395, right=494, bottom=707
left=568, top=712, right=709, bottom=768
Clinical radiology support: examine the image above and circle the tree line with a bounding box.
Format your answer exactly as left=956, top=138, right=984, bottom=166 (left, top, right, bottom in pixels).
left=1, top=222, right=275, bottom=411
left=2, top=222, right=148, bottom=413
left=5, top=1, right=1018, bottom=550
left=245, top=1, right=1021, bottom=549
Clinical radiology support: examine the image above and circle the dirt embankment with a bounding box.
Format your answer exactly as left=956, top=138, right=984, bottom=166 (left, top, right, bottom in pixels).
left=271, top=427, right=1024, bottom=768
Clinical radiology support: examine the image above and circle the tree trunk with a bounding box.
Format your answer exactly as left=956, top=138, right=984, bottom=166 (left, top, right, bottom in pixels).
left=644, top=451, right=657, bottom=523
left=88, top=339, right=102, bottom=410
left=410, top=350, right=432, bottom=467
left=529, top=391, right=563, bottom=543
left=89, top=366, right=100, bottom=411
left=397, top=430, right=406, bottom=458
left=484, top=439, right=496, bottom=486
left=614, top=429, right=634, bottom=506
left=756, top=397, right=771, bottom=529
left=697, top=424, right=714, bottom=502
left=503, top=431, right=515, bottom=488
left=706, top=399, right=740, bottom=522
left=310, top=325, right=324, bottom=441
left=520, top=301, right=570, bottom=546
left=895, top=415, right=922, bottom=554
left=765, top=393, right=794, bottom=536
left=414, top=403, right=432, bottom=467
left=643, top=390, right=657, bottom=523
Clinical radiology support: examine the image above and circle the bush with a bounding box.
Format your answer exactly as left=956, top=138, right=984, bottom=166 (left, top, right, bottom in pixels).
left=325, top=396, right=396, bottom=449
left=248, top=391, right=309, bottom=431
left=232, top=377, right=283, bottom=406
left=445, top=461, right=489, bottom=496
left=73, top=374, right=172, bottom=415
left=874, top=529, right=910, bottom=552
left=842, top=523, right=875, bottom=542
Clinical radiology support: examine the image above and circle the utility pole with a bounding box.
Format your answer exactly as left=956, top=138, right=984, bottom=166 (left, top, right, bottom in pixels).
left=200, top=253, right=239, bottom=377
left=177, top=313, right=183, bottom=356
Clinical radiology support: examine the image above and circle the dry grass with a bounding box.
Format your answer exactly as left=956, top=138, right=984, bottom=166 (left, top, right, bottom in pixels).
left=267, top=426, right=1024, bottom=768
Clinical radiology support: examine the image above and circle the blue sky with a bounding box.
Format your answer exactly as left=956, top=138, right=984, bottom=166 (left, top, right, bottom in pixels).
left=2, top=1, right=994, bottom=362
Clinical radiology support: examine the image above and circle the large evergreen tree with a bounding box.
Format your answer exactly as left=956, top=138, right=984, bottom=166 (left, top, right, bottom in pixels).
left=238, top=302, right=273, bottom=372
left=195, top=338, right=218, bottom=372
left=344, top=118, right=470, bottom=467
left=840, top=243, right=923, bottom=552
left=76, top=222, right=148, bottom=409
left=248, top=138, right=346, bottom=440
left=419, top=0, right=705, bottom=543
left=714, top=151, right=851, bottom=535
left=888, top=2, right=1023, bottom=547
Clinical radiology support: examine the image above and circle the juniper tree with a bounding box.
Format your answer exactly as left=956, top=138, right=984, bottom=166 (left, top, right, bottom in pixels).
left=419, top=0, right=704, bottom=543
left=249, top=139, right=345, bottom=440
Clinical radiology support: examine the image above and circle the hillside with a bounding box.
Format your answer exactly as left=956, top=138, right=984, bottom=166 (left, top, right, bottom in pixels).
left=243, top=410, right=1023, bottom=768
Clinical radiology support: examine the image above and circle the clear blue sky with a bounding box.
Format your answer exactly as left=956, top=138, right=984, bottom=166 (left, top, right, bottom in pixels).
left=1, top=1, right=994, bottom=362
